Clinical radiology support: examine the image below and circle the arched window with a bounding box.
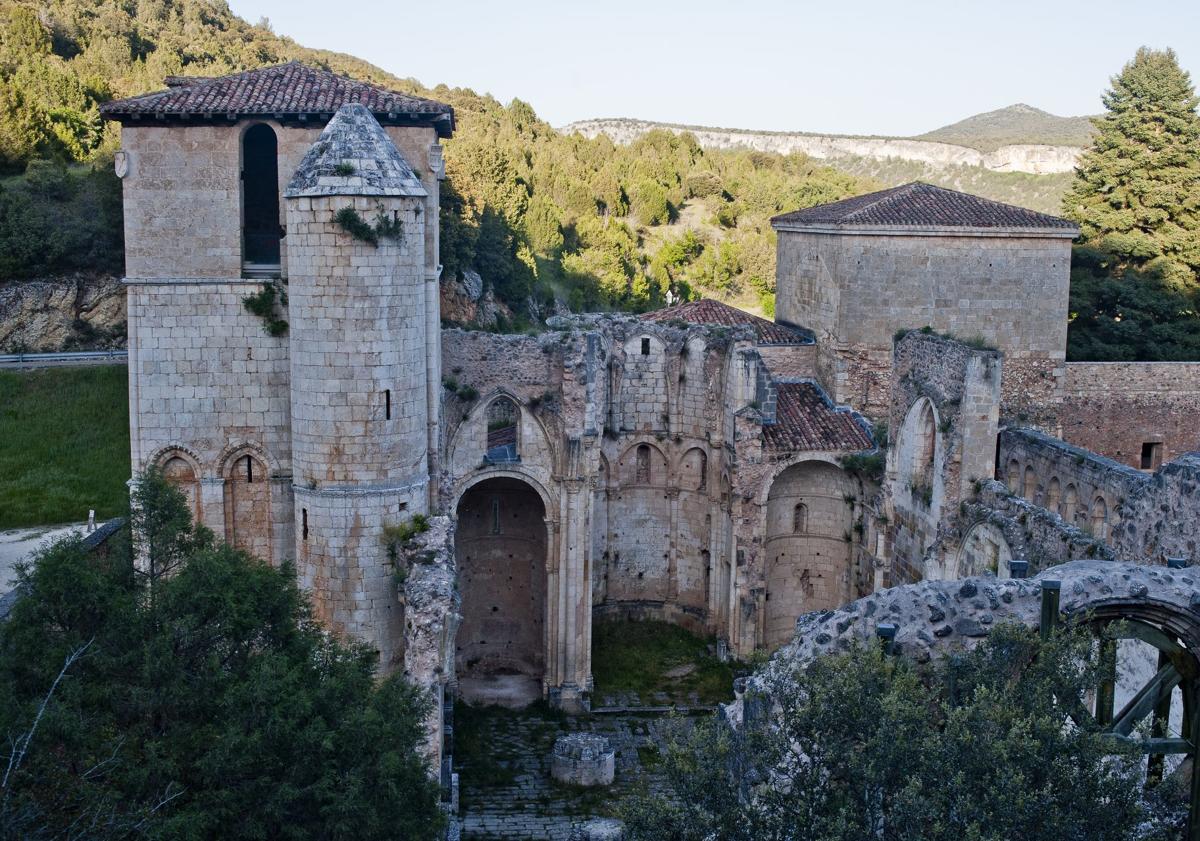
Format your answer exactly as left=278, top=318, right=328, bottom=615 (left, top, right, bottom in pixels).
left=484, top=397, right=519, bottom=463
left=1063, top=484, right=1078, bottom=524
left=242, top=124, right=281, bottom=272
left=1023, top=466, right=1038, bottom=502
left=793, top=502, right=809, bottom=534
left=1045, top=477, right=1061, bottom=515
left=1091, top=496, right=1109, bottom=540
left=636, top=444, right=651, bottom=484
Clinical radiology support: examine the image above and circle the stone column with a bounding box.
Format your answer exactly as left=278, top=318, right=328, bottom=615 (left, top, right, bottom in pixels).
left=548, top=481, right=591, bottom=712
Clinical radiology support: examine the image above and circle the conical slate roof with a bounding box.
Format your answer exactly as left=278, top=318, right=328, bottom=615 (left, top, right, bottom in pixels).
left=284, top=103, right=427, bottom=198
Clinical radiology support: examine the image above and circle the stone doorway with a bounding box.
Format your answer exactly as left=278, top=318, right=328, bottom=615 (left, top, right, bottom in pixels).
left=455, top=477, right=547, bottom=707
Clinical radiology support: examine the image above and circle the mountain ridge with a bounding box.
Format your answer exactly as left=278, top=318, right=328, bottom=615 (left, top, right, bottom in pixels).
left=560, top=117, right=1081, bottom=175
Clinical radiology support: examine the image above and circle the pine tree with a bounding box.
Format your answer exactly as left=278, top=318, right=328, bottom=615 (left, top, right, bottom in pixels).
left=1064, top=47, right=1200, bottom=288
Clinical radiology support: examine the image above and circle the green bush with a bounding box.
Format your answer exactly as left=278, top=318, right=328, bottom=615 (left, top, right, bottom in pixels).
left=0, top=159, right=122, bottom=279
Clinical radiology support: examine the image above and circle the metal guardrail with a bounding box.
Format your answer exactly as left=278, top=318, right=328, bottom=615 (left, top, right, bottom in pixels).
left=0, top=349, right=128, bottom=365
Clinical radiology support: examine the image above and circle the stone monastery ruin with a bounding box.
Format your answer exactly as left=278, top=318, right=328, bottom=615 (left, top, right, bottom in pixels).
left=101, top=63, right=1200, bottom=765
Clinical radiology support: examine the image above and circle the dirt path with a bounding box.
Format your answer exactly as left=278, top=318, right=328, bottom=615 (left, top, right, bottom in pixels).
left=0, top=523, right=85, bottom=594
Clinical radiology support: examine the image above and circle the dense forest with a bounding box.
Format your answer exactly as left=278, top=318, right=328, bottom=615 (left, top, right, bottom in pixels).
left=0, top=0, right=872, bottom=319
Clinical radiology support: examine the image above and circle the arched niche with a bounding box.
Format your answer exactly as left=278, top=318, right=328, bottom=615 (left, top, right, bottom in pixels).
left=955, top=521, right=1014, bottom=579
left=679, top=447, right=708, bottom=491
left=619, top=441, right=667, bottom=487
left=157, top=450, right=201, bottom=524
left=454, top=476, right=548, bottom=707
left=1023, top=466, right=1038, bottom=502
left=222, top=449, right=272, bottom=562
left=897, top=398, right=940, bottom=512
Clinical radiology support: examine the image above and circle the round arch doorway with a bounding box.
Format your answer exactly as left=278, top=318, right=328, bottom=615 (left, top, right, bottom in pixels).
left=454, top=477, right=547, bottom=707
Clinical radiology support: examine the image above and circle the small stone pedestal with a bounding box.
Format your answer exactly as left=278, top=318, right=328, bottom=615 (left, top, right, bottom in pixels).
left=551, top=733, right=615, bottom=787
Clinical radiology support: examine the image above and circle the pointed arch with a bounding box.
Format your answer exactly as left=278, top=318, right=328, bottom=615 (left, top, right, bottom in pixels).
left=221, top=447, right=273, bottom=562
left=154, top=448, right=202, bottom=524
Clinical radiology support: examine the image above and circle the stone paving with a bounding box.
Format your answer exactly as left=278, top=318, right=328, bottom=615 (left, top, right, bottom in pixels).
left=455, top=700, right=703, bottom=840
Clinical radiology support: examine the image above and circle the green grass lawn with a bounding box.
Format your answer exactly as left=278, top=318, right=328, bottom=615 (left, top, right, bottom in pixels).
left=590, top=618, right=736, bottom=706
left=0, top=366, right=129, bottom=529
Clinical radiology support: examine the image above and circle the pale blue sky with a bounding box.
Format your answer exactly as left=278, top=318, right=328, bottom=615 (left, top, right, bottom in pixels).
left=230, top=0, right=1200, bottom=136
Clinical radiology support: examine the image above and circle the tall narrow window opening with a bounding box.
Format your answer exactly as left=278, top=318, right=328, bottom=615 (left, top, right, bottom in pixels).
left=244, top=455, right=254, bottom=483
left=640, top=337, right=650, bottom=355
left=793, top=502, right=809, bottom=534
left=385, top=389, right=392, bottom=420
left=242, top=123, right=281, bottom=272
left=484, top=397, right=519, bottom=462
left=301, top=508, right=309, bottom=540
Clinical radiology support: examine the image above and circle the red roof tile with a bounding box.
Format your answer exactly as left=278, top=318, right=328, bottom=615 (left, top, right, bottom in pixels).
left=641, top=299, right=812, bottom=345
left=771, top=182, right=1077, bottom=231
left=763, top=382, right=874, bottom=453
left=100, top=62, right=454, bottom=135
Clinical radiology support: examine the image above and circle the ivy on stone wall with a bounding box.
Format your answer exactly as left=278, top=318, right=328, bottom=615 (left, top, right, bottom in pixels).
left=333, top=206, right=404, bottom=247
left=242, top=280, right=288, bottom=336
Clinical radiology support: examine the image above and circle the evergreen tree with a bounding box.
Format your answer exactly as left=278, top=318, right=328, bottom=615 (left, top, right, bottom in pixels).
left=1064, top=47, right=1200, bottom=287
left=1064, top=47, right=1200, bottom=360
left=0, top=471, right=444, bottom=839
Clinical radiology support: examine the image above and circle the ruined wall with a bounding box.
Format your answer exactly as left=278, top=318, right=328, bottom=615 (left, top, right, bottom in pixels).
left=955, top=430, right=1200, bottom=570
left=886, top=333, right=1002, bottom=583
left=775, top=230, right=1070, bottom=420
left=997, top=428, right=1139, bottom=541
left=1062, top=362, right=1200, bottom=469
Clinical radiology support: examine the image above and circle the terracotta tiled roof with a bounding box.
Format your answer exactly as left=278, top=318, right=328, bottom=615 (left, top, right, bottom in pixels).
left=100, top=62, right=454, bottom=135
left=641, top=298, right=812, bottom=345
left=771, top=182, right=1077, bottom=231
left=763, top=382, right=874, bottom=453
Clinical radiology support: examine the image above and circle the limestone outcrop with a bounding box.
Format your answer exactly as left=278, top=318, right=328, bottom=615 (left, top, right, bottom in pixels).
left=0, top=276, right=126, bottom=351
left=561, top=118, right=1081, bottom=175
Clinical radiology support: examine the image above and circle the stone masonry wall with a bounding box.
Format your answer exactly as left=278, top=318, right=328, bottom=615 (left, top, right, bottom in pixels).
left=1062, top=362, right=1200, bottom=469
left=775, top=230, right=1071, bottom=420
left=886, top=333, right=1002, bottom=584
left=126, top=280, right=293, bottom=564
left=984, top=429, right=1200, bottom=566
left=287, top=191, right=429, bottom=675
left=119, top=122, right=436, bottom=281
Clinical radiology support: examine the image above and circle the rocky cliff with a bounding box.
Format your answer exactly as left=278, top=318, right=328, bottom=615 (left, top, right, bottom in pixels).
left=561, top=119, right=1081, bottom=175
left=0, top=276, right=126, bottom=352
